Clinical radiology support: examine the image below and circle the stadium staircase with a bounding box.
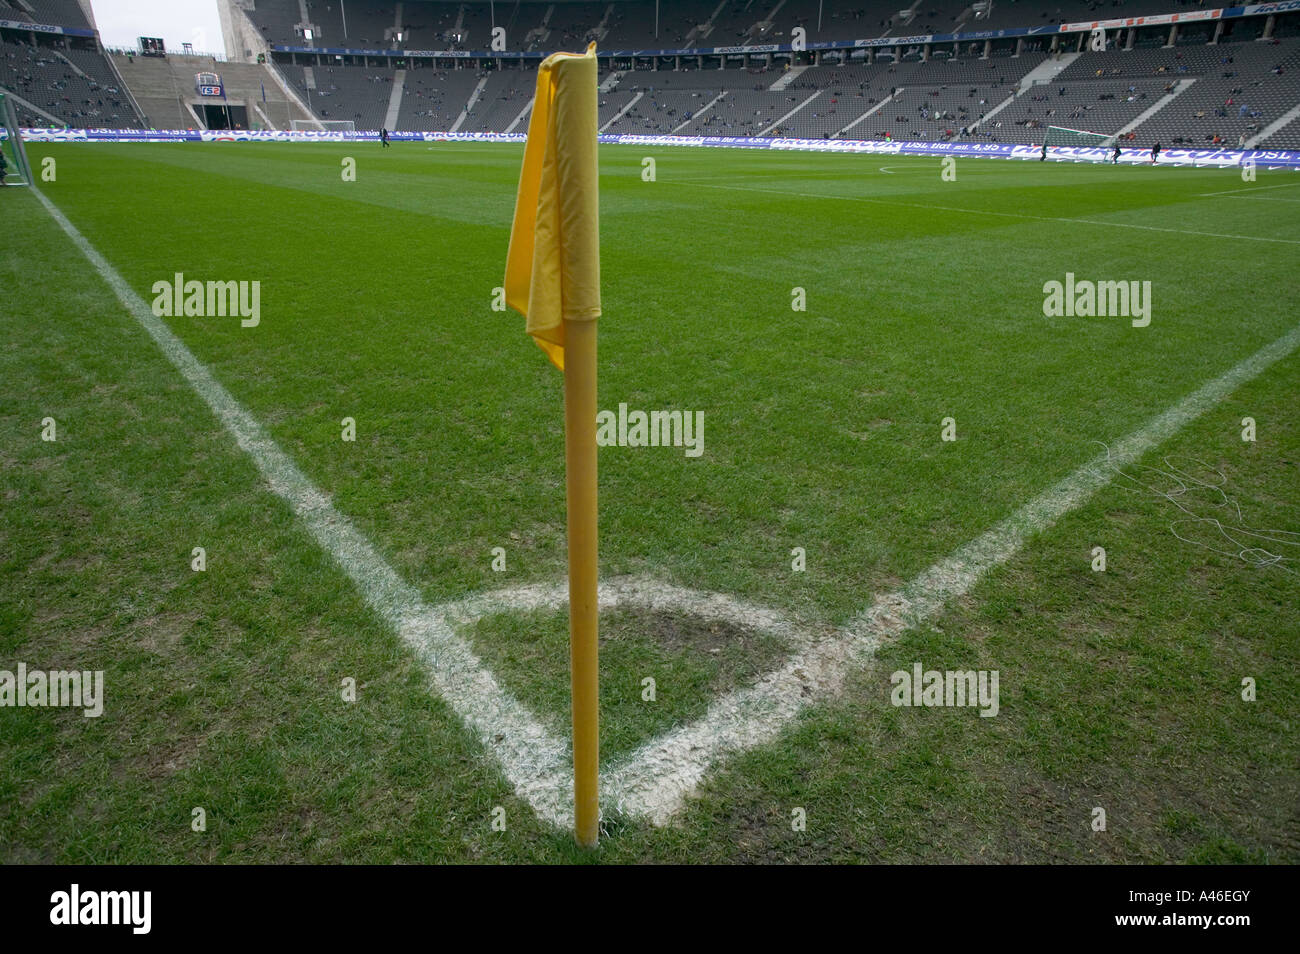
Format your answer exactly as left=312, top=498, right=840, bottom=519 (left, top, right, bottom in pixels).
left=599, top=90, right=644, bottom=132
left=674, top=91, right=725, bottom=133
left=505, top=96, right=534, bottom=132
left=684, top=1, right=728, bottom=48
left=837, top=91, right=897, bottom=137
left=1113, top=77, right=1196, bottom=140
left=963, top=54, right=1080, bottom=138
left=50, top=49, right=89, bottom=81
left=449, top=74, right=489, bottom=131
left=268, top=60, right=322, bottom=130
left=1018, top=53, right=1082, bottom=90
left=769, top=65, right=809, bottom=91
left=385, top=68, right=406, bottom=130
left=1248, top=102, right=1300, bottom=149
left=0, top=87, right=63, bottom=126
left=760, top=89, right=822, bottom=135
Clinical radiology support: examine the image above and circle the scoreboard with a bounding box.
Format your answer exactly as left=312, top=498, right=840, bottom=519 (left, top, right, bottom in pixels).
left=195, top=72, right=224, bottom=97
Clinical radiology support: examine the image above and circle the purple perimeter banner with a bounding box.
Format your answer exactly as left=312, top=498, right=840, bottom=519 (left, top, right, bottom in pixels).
left=17, top=127, right=1300, bottom=167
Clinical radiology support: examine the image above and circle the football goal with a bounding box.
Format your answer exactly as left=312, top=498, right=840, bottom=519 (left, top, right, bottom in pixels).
left=1044, top=125, right=1114, bottom=149
left=0, top=92, right=33, bottom=186
left=291, top=119, right=356, bottom=132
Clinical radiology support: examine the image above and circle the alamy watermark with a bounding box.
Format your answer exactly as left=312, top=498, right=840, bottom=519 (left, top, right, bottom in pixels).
left=890, top=663, right=999, bottom=717
left=0, top=664, right=104, bottom=717
left=50, top=884, right=150, bottom=934
left=596, top=403, right=704, bottom=457
left=151, top=272, right=260, bottom=327
left=1042, top=273, right=1151, bottom=327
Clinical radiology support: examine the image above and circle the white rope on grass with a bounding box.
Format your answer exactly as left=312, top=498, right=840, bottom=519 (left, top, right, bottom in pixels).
left=1096, top=442, right=1300, bottom=573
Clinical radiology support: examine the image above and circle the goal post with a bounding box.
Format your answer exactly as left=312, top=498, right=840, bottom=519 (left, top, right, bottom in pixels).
left=0, top=91, right=34, bottom=186
left=1044, top=125, right=1115, bottom=149
left=291, top=119, right=356, bottom=132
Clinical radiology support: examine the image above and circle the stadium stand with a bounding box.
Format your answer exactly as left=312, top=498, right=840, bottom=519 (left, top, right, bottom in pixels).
left=456, top=68, right=533, bottom=131
left=6, top=0, right=1300, bottom=149
left=13, top=0, right=92, bottom=31
left=397, top=65, right=486, bottom=130
left=1, top=35, right=142, bottom=128
left=1129, top=38, right=1300, bottom=148
left=280, top=63, right=398, bottom=128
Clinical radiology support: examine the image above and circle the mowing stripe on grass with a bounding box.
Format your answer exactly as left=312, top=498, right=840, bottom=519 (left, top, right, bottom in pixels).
left=30, top=186, right=577, bottom=826
left=601, top=323, right=1300, bottom=825
left=674, top=179, right=1300, bottom=246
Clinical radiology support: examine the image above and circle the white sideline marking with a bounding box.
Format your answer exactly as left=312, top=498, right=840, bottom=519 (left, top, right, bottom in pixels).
left=1198, top=182, right=1300, bottom=198
left=601, top=322, right=1300, bottom=825
left=674, top=179, right=1300, bottom=246
left=1201, top=194, right=1300, bottom=204
left=33, top=185, right=1300, bottom=830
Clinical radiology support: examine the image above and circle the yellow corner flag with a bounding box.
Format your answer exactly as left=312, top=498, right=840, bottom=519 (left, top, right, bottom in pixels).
left=504, top=42, right=601, bottom=370
left=504, top=41, right=602, bottom=848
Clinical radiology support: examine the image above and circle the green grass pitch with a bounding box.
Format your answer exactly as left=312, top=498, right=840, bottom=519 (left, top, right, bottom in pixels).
left=1, top=141, right=1297, bottom=863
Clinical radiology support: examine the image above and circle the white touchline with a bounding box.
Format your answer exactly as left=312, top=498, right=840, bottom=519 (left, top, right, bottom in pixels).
left=676, top=179, right=1300, bottom=246
left=1201, top=194, right=1300, bottom=203
left=34, top=184, right=1300, bottom=830
left=1198, top=182, right=1300, bottom=198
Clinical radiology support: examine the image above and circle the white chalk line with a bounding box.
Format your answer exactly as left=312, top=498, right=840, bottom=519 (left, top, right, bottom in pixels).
left=1198, top=181, right=1300, bottom=197
left=1201, top=194, right=1300, bottom=203
left=33, top=185, right=1300, bottom=830
left=672, top=179, right=1300, bottom=246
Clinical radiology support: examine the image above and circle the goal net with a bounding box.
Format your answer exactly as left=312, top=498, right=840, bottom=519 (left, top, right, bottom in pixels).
left=1044, top=125, right=1114, bottom=149
left=0, top=92, right=33, bottom=186
left=291, top=119, right=356, bottom=132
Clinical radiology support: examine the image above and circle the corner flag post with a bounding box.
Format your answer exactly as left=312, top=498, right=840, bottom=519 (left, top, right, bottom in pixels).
left=503, top=42, right=602, bottom=847
left=565, top=317, right=599, bottom=847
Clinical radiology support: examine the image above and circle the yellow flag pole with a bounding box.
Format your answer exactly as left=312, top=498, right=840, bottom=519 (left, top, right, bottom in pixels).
left=502, top=41, right=601, bottom=847
left=564, top=316, right=599, bottom=847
